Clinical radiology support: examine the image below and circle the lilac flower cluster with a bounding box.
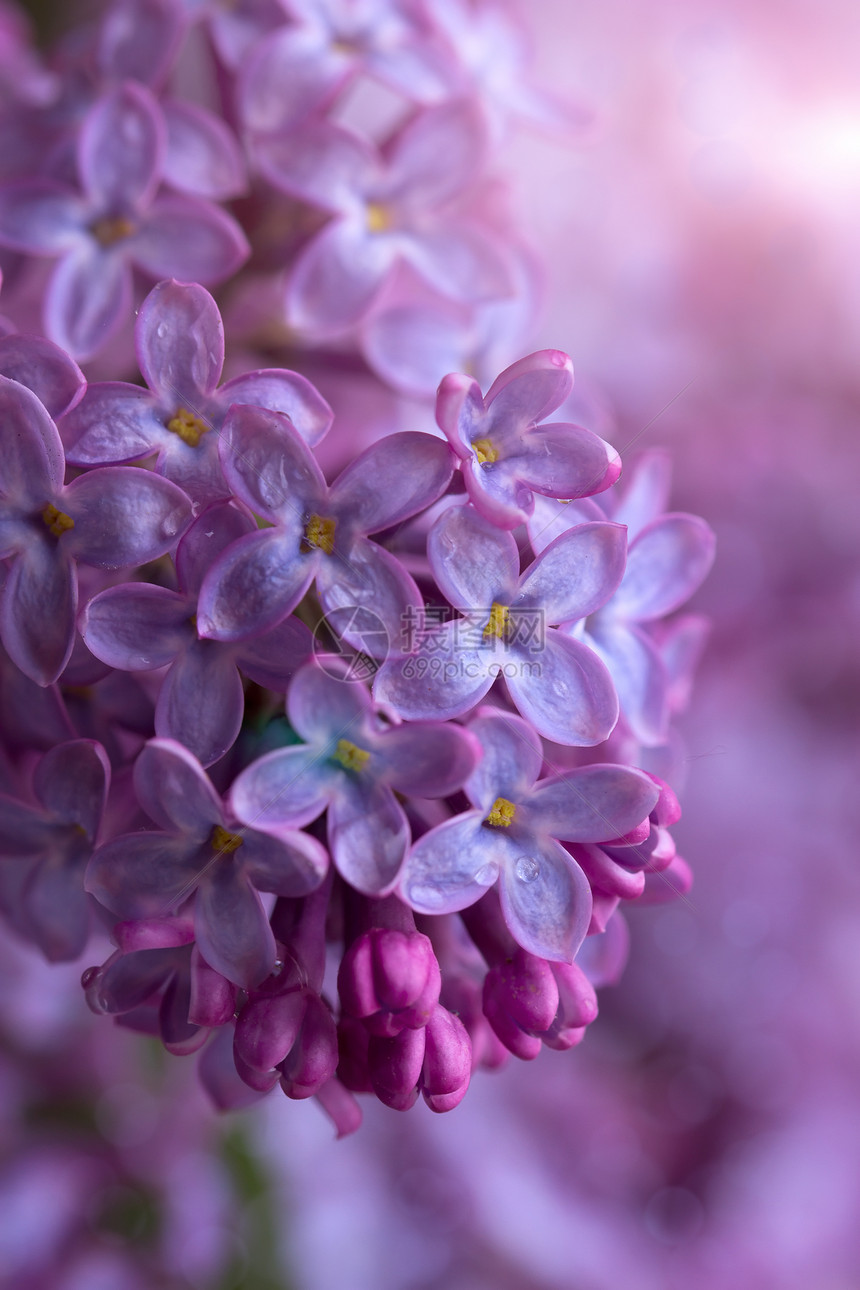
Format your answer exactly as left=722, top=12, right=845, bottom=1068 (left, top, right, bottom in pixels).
left=0, top=0, right=714, bottom=1136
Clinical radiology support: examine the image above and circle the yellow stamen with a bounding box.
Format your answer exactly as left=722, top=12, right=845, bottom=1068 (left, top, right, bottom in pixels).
left=483, top=602, right=510, bottom=641
left=485, top=796, right=516, bottom=828
left=90, top=215, right=136, bottom=247
left=41, top=503, right=75, bottom=537
left=366, top=202, right=392, bottom=234
left=166, top=407, right=210, bottom=448
left=333, top=739, right=370, bottom=772
left=304, top=513, right=337, bottom=555
left=472, top=437, right=499, bottom=466
left=211, top=824, right=244, bottom=854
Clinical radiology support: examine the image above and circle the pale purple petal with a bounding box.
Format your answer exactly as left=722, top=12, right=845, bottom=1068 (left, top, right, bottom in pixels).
left=34, top=739, right=109, bottom=838
left=327, top=774, right=408, bottom=895
left=239, top=26, right=350, bottom=136
left=0, top=373, right=66, bottom=504
left=464, top=709, right=542, bottom=813
left=526, top=494, right=604, bottom=555
left=218, top=402, right=325, bottom=522
left=62, top=467, right=192, bottom=568
left=435, top=370, right=485, bottom=460
left=427, top=502, right=519, bottom=612
left=485, top=349, right=574, bottom=426
left=134, top=738, right=223, bottom=837
left=525, top=764, right=660, bottom=843
left=285, top=217, right=392, bottom=334
left=612, top=451, right=673, bottom=536
left=0, top=182, right=85, bottom=254
left=361, top=302, right=472, bottom=397
left=61, top=382, right=163, bottom=465
left=251, top=113, right=375, bottom=209
left=163, top=99, right=247, bottom=199
left=586, top=620, right=669, bottom=747
left=399, top=810, right=500, bottom=913
left=241, top=827, right=329, bottom=897
left=175, top=502, right=255, bottom=595
left=236, top=616, right=312, bottom=690
left=80, top=583, right=192, bottom=670
left=230, top=746, right=336, bottom=831
left=462, top=453, right=535, bottom=528
left=155, top=639, right=244, bottom=768
left=1, top=538, right=76, bottom=685
left=45, top=246, right=132, bottom=361
left=516, top=521, right=627, bottom=624
left=136, top=278, right=224, bottom=403
left=611, top=514, right=716, bottom=622
left=78, top=82, right=164, bottom=210
left=195, top=864, right=276, bottom=989
left=401, top=222, right=512, bottom=303
left=287, top=661, right=372, bottom=744
left=196, top=528, right=314, bottom=642
left=129, top=193, right=249, bottom=284
left=504, top=629, right=618, bottom=746
left=516, top=423, right=619, bottom=499
left=385, top=100, right=486, bottom=209
left=97, top=0, right=185, bottom=86
left=86, top=832, right=203, bottom=917
left=373, top=622, right=495, bottom=720
left=499, top=835, right=592, bottom=962
left=218, top=369, right=333, bottom=447
left=24, top=855, right=91, bottom=961
left=0, top=797, right=53, bottom=853
left=330, top=432, right=454, bottom=534
left=0, top=335, right=84, bottom=420
left=373, top=721, right=481, bottom=797
left=316, top=536, right=423, bottom=656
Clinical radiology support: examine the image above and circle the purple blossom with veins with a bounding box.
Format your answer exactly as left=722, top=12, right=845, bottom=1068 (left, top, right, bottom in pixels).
left=528, top=451, right=716, bottom=745
left=0, top=739, right=109, bottom=961
left=399, top=708, right=659, bottom=961
left=197, top=403, right=454, bottom=653
left=229, top=659, right=481, bottom=896
left=374, top=501, right=625, bottom=746
left=0, top=82, right=249, bottom=358
left=86, top=739, right=329, bottom=990
left=80, top=503, right=312, bottom=768
left=0, top=374, right=193, bottom=686
left=60, top=278, right=332, bottom=506
left=251, top=100, right=512, bottom=335
left=238, top=0, right=450, bottom=136
left=436, top=348, right=621, bottom=529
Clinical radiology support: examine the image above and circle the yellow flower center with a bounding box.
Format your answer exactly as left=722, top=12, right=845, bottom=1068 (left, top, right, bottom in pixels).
left=483, top=602, right=510, bottom=641
left=90, top=215, right=137, bottom=247
left=211, top=824, right=244, bottom=854
left=472, top=437, right=499, bottom=465
left=366, top=202, right=392, bottom=234
left=41, top=503, right=75, bottom=537
left=304, top=513, right=337, bottom=555
left=332, top=739, right=370, bottom=772
left=166, top=407, right=210, bottom=448
left=485, top=796, right=516, bottom=828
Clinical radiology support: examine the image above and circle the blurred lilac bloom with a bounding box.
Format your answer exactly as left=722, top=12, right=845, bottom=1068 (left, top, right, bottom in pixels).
left=436, top=349, right=621, bottom=529
left=61, top=278, right=332, bottom=505
left=529, top=452, right=715, bottom=744
left=230, top=659, right=481, bottom=896
left=253, top=100, right=512, bottom=335
left=0, top=331, right=84, bottom=419
left=0, top=374, right=193, bottom=685
left=86, top=739, right=329, bottom=989
left=0, top=83, right=249, bottom=358
left=0, top=739, right=109, bottom=960
left=97, top=0, right=187, bottom=89
left=80, top=503, right=312, bottom=767
left=238, top=0, right=450, bottom=136
left=374, top=501, right=625, bottom=745
left=401, top=709, right=658, bottom=960
left=197, top=404, right=453, bottom=650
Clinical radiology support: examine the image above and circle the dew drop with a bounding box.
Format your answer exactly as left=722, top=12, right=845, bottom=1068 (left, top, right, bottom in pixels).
left=515, top=855, right=540, bottom=883
left=156, top=323, right=167, bottom=339
left=474, top=862, right=499, bottom=887
left=407, top=882, right=443, bottom=910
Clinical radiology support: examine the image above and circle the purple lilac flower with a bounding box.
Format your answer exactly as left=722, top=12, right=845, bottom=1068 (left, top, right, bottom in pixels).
left=398, top=708, right=659, bottom=961
left=229, top=658, right=481, bottom=895
left=0, top=331, right=84, bottom=419
left=86, top=738, right=329, bottom=989
left=80, top=503, right=312, bottom=767
left=374, top=500, right=625, bottom=745
left=251, top=100, right=512, bottom=335
left=0, top=83, right=248, bottom=358
left=436, top=348, right=621, bottom=529
left=197, top=403, right=454, bottom=652
left=0, top=739, right=109, bottom=960
left=61, top=278, right=332, bottom=504
left=0, top=374, right=193, bottom=685
left=528, top=451, right=716, bottom=744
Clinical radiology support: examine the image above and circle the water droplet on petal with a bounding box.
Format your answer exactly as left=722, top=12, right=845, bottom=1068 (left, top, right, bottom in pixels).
left=406, top=882, right=446, bottom=910
left=515, top=855, right=540, bottom=883
left=156, top=323, right=167, bottom=339
left=475, top=862, right=499, bottom=887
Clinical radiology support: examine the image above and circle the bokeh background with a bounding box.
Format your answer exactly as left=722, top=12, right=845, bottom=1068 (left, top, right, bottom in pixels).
left=3, top=1, right=860, bottom=1287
